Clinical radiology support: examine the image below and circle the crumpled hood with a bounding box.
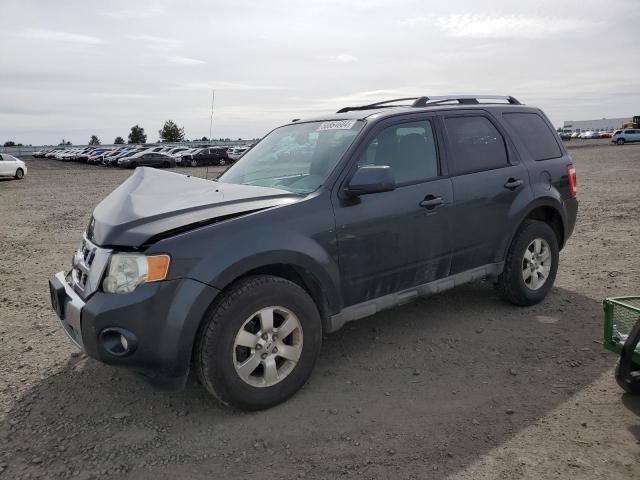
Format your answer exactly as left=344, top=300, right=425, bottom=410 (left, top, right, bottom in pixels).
left=89, top=167, right=300, bottom=247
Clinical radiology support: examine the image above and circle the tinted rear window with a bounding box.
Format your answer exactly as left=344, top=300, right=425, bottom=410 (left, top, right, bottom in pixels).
left=502, top=112, right=561, bottom=161
left=444, top=116, right=508, bottom=174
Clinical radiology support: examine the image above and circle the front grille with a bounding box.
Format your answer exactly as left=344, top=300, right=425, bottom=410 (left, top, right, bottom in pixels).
left=69, top=234, right=112, bottom=298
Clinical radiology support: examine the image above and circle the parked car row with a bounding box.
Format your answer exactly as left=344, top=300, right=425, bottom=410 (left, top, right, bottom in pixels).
left=568, top=131, right=613, bottom=139
left=32, top=144, right=253, bottom=169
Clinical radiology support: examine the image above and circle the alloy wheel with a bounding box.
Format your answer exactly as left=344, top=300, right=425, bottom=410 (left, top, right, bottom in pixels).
left=233, top=307, right=303, bottom=387
left=522, top=238, right=551, bottom=290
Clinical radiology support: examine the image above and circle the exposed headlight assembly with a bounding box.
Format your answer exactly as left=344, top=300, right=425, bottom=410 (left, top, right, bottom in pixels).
left=102, top=253, right=170, bottom=294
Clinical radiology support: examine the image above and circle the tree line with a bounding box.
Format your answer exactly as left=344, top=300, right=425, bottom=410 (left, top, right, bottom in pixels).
left=6, top=120, right=205, bottom=147
left=84, top=121, right=250, bottom=146
left=3, top=120, right=257, bottom=147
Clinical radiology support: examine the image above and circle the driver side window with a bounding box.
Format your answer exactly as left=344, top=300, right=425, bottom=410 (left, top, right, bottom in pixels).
left=357, top=120, right=439, bottom=184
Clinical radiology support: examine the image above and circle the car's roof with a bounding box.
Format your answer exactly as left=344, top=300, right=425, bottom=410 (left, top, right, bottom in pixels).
left=290, top=102, right=540, bottom=125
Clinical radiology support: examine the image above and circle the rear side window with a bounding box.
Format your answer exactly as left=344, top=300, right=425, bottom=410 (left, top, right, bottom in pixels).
left=502, top=112, right=561, bottom=161
left=444, top=116, right=508, bottom=174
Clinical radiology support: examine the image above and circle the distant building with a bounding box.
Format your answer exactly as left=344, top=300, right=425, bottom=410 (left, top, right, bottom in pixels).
left=563, top=117, right=629, bottom=132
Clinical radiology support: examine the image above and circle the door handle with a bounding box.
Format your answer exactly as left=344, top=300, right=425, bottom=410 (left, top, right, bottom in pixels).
left=419, top=195, right=444, bottom=209
left=504, top=178, right=524, bottom=190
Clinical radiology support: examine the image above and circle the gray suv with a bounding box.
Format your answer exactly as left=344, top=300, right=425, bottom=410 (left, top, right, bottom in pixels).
left=49, top=95, right=578, bottom=410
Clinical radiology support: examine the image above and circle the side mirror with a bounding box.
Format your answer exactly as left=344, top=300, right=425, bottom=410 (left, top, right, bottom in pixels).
left=344, top=165, right=395, bottom=197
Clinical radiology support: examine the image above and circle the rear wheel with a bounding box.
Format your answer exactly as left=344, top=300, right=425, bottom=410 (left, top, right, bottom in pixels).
left=495, top=220, right=559, bottom=306
left=130, top=161, right=139, bottom=169
left=162, top=161, right=170, bottom=168
left=196, top=275, right=322, bottom=410
left=14, top=168, right=24, bottom=180
left=218, top=158, right=226, bottom=166
left=617, top=138, right=625, bottom=145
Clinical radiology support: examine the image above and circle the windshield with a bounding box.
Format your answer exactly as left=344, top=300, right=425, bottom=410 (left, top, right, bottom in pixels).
left=219, top=120, right=363, bottom=194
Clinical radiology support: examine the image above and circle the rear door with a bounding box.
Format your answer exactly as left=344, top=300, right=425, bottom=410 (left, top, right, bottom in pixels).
left=443, top=112, right=532, bottom=274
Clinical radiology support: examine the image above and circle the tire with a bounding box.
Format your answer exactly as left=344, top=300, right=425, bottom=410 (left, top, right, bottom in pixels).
left=218, top=158, right=226, bottom=166
left=195, top=275, right=323, bottom=410
left=162, top=161, right=170, bottom=168
left=615, top=360, right=640, bottom=394
left=617, top=138, right=625, bottom=145
left=130, top=162, right=139, bottom=169
left=190, top=159, right=198, bottom=167
left=14, top=168, right=24, bottom=180
left=495, top=219, right=559, bottom=306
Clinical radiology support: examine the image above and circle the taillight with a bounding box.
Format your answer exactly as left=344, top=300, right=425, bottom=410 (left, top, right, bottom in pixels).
left=567, top=164, right=577, bottom=197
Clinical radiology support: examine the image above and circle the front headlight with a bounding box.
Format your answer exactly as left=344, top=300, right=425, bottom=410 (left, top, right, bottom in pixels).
left=102, top=253, right=170, bottom=294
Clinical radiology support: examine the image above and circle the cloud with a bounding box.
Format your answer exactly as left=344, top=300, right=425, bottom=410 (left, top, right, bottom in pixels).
left=18, top=28, right=105, bottom=45
left=433, top=14, right=594, bottom=38
left=126, top=34, right=180, bottom=50
left=182, top=81, right=284, bottom=91
left=89, top=92, right=153, bottom=99
left=100, top=7, right=165, bottom=19
left=328, top=53, right=358, bottom=63
left=167, top=56, right=207, bottom=65
left=399, top=17, right=429, bottom=27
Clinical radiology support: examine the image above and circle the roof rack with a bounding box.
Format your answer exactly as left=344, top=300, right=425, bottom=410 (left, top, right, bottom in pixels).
left=412, top=95, right=521, bottom=107
left=336, top=95, right=521, bottom=113
left=336, top=97, right=420, bottom=113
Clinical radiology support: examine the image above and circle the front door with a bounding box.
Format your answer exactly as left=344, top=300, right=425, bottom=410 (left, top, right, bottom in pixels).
left=334, top=117, right=453, bottom=307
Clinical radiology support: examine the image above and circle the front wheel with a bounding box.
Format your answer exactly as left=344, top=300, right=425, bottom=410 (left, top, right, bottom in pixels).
left=495, top=220, right=559, bottom=306
left=14, top=168, right=24, bottom=180
left=190, top=159, right=198, bottom=167
left=617, top=138, right=625, bottom=145
left=195, top=275, right=322, bottom=410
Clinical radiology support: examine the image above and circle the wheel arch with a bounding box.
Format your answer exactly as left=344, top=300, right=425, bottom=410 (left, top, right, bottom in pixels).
left=208, top=252, right=342, bottom=334
left=499, top=199, right=567, bottom=264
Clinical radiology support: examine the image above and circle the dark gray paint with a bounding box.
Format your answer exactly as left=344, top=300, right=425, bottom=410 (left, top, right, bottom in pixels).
left=72, top=102, right=578, bottom=382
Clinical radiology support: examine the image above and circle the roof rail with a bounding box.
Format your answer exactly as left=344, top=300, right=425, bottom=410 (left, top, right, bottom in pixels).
left=335, top=95, right=521, bottom=113
left=412, top=95, right=521, bottom=107
left=336, top=97, right=420, bottom=113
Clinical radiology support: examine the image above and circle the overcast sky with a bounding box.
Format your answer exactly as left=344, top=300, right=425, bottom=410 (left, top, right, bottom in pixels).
left=1, top=0, right=639, bottom=145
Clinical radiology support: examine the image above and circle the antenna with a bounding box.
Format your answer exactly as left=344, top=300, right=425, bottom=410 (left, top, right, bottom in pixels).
left=206, top=89, right=215, bottom=181
left=209, top=89, right=215, bottom=143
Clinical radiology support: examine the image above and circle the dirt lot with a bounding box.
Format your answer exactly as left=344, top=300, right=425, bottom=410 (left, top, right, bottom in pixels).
left=1, top=144, right=639, bottom=480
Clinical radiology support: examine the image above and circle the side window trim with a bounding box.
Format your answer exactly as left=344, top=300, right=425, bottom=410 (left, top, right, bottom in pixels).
left=442, top=113, right=512, bottom=177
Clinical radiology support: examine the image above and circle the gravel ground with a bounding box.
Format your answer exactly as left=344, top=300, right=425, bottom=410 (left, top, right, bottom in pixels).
left=1, top=144, right=639, bottom=480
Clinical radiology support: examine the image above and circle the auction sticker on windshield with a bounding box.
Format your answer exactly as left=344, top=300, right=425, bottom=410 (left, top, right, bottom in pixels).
left=317, top=120, right=357, bottom=131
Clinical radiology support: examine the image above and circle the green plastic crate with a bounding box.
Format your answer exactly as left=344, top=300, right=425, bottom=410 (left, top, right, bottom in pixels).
left=603, top=296, right=640, bottom=366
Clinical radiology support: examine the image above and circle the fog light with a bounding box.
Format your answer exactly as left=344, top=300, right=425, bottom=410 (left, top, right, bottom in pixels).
left=100, top=328, right=137, bottom=357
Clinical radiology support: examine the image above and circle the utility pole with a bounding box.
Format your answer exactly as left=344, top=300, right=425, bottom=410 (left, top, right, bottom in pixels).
left=208, top=90, right=215, bottom=143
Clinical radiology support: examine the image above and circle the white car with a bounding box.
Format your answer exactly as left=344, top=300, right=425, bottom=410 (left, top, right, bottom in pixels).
left=579, top=131, right=597, bottom=139
left=227, top=146, right=251, bottom=160
left=0, top=153, right=27, bottom=179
